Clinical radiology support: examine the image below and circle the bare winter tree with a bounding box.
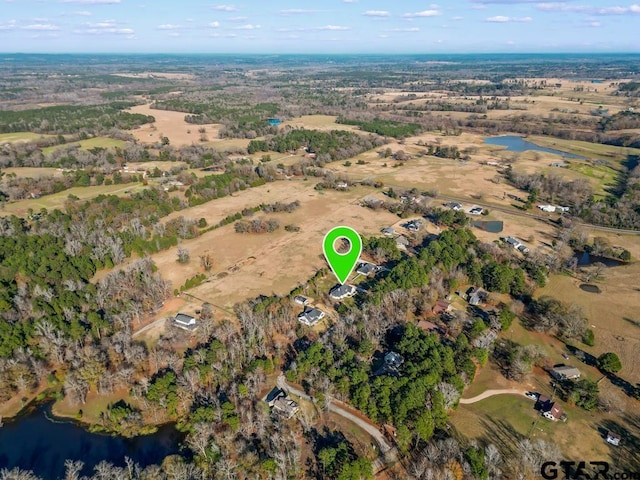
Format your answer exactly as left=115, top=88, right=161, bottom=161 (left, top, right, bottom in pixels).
left=177, top=246, right=190, bottom=263
left=199, top=253, right=213, bottom=272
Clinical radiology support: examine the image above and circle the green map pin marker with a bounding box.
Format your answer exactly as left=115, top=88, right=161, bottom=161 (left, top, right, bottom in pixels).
left=323, top=226, right=362, bottom=285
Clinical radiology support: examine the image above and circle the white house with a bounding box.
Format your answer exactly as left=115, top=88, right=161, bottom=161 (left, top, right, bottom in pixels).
left=173, top=313, right=198, bottom=331
left=538, top=205, right=556, bottom=213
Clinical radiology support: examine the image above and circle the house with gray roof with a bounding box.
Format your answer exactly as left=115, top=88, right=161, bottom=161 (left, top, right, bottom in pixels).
left=173, top=313, right=198, bottom=332
left=297, top=307, right=325, bottom=326
left=550, top=365, right=581, bottom=380
left=329, top=284, right=357, bottom=300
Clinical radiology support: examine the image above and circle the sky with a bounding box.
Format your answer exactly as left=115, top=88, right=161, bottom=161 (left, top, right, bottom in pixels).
left=0, top=0, right=638, bottom=54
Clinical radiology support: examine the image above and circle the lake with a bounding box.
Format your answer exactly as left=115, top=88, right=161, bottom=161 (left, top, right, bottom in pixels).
left=485, top=135, right=586, bottom=159
left=0, top=403, right=184, bottom=479
left=575, top=251, right=626, bottom=267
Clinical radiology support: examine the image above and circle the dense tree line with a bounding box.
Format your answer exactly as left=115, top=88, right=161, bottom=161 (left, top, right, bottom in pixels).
left=0, top=103, right=153, bottom=135
left=247, top=129, right=385, bottom=162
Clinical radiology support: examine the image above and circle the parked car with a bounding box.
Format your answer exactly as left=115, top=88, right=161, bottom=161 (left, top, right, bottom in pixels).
left=468, top=207, right=483, bottom=215
left=524, top=391, right=539, bottom=400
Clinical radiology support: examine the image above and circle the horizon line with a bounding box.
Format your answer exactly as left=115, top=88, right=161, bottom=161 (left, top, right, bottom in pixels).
left=1, top=51, right=640, bottom=56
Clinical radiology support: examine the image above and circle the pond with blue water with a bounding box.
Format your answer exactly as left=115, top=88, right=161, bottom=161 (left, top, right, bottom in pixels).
left=484, top=135, right=586, bottom=159
left=0, top=402, right=184, bottom=479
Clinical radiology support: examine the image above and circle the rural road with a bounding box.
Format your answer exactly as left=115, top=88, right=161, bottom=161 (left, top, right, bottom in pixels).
left=459, top=388, right=527, bottom=404
left=277, top=374, right=396, bottom=459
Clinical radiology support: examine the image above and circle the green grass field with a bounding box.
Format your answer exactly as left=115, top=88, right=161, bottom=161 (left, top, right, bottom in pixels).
left=451, top=390, right=611, bottom=461
left=0, top=182, right=146, bottom=216
left=42, top=137, right=127, bottom=155
left=0, top=132, right=54, bottom=143
left=567, top=162, right=619, bottom=197
left=530, top=136, right=640, bottom=161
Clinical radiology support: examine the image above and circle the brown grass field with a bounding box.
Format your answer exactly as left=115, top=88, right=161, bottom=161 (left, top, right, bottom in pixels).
left=150, top=181, right=398, bottom=310
left=2, top=167, right=64, bottom=178
left=281, top=115, right=361, bottom=132
left=127, top=104, right=222, bottom=147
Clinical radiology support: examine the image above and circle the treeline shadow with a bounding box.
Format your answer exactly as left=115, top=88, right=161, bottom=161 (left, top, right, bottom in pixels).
left=478, top=416, right=524, bottom=458
left=599, top=414, right=640, bottom=472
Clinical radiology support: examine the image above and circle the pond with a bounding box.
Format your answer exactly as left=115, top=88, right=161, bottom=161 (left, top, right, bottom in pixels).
left=484, top=135, right=586, bottom=159
left=575, top=251, right=626, bottom=267
left=0, top=403, right=184, bottom=480
left=579, top=284, right=602, bottom=294
left=472, top=220, right=504, bottom=233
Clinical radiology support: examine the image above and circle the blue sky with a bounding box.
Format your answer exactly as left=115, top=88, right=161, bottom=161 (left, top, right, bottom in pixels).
left=0, top=0, right=638, bottom=53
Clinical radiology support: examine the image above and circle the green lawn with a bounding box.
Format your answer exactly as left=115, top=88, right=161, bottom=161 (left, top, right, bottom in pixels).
left=530, top=136, right=640, bottom=161
left=0, top=182, right=146, bottom=216
left=0, top=132, right=54, bottom=143
left=567, top=162, right=619, bottom=197
left=42, top=137, right=127, bottom=155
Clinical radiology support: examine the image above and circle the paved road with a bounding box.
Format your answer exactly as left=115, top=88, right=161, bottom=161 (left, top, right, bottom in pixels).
left=277, top=375, right=396, bottom=458
left=459, top=388, right=527, bottom=404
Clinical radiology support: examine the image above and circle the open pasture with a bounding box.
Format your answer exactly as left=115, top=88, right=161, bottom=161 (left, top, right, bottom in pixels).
left=127, top=103, right=222, bottom=147
left=0, top=182, right=146, bottom=216
left=147, top=181, right=398, bottom=309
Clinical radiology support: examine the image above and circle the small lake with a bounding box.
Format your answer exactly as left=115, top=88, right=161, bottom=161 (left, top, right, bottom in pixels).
left=0, top=403, right=184, bottom=479
left=485, top=135, right=586, bottom=159
left=580, top=284, right=601, bottom=294
left=575, top=251, right=625, bottom=267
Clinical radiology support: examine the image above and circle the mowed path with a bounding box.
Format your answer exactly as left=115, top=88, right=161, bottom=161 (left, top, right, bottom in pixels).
left=459, top=388, right=527, bottom=405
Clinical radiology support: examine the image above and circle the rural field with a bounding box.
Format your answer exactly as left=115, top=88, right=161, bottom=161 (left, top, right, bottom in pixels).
left=152, top=181, right=399, bottom=310
left=0, top=132, right=54, bottom=143
left=127, top=103, right=222, bottom=146
left=41, top=136, right=127, bottom=155
left=2, top=167, right=64, bottom=178
left=0, top=182, right=146, bottom=216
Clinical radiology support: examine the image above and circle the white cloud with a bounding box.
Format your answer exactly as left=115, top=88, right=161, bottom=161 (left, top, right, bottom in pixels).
left=73, top=10, right=92, bottom=16
left=228, top=16, right=248, bottom=22
left=316, top=25, right=350, bottom=30
left=22, top=23, right=60, bottom=31
left=209, top=32, right=237, bottom=37
left=343, top=0, right=358, bottom=3
left=403, top=9, right=441, bottom=18
left=75, top=27, right=133, bottom=34
left=588, top=21, right=601, bottom=27
left=62, top=0, right=120, bottom=4
left=74, top=19, right=133, bottom=34
left=0, top=20, right=17, bottom=30
left=536, top=3, right=640, bottom=15
left=280, top=9, right=316, bottom=15
left=378, top=34, right=389, bottom=38
left=387, top=27, right=420, bottom=32
left=486, top=15, right=532, bottom=22
left=452, top=16, right=464, bottom=21
left=157, top=24, right=181, bottom=30
left=234, top=23, right=260, bottom=29
left=363, top=10, right=390, bottom=17
left=472, top=0, right=538, bottom=3
left=209, top=21, right=220, bottom=28
left=212, top=4, right=236, bottom=12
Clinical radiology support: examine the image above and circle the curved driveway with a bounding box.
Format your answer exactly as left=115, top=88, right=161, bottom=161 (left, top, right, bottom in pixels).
left=277, top=374, right=395, bottom=457
left=459, top=388, right=526, bottom=404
